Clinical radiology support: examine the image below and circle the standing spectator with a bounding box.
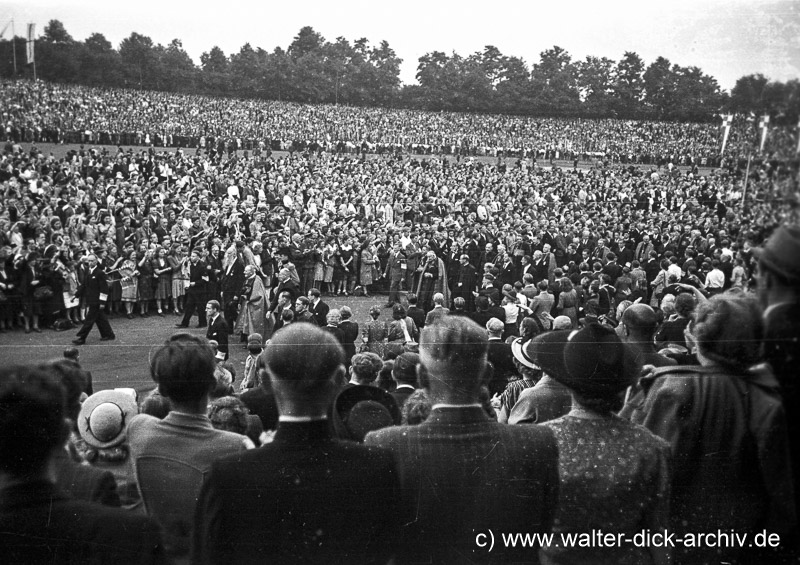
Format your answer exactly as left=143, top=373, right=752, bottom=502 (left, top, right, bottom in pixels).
left=359, top=242, right=379, bottom=297
left=119, top=250, right=139, bottom=320
left=755, top=225, right=800, bottom=548
left=361, top=305, right=388, bottom=358
left=536, top=324, right=671, bottom=565
left=621, top=294, right=796, bottom=564
left=192, top=324, right=400, bottom=564
left=365, top=316, right=559, bottom=564
left=127, top=333, right=248, bottom=560
left=338, top=305, right=359, bottom=368
left=152, top=247, right=171, bottom=316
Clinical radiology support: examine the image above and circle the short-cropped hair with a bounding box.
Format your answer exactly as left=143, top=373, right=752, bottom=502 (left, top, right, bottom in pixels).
left=0, top=365, right=67, bottom=477
left=150, top=333, right=216, bottom=403
left=265, top=324, right=344, bottom=395
left=420, top=316, right=488, bottom=371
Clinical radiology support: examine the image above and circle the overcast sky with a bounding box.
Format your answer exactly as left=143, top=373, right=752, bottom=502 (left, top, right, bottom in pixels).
left=5, top=0, right=799, bottom=91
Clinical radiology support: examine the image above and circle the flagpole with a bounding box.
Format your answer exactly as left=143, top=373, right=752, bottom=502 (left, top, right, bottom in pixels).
left=11, top=19, right=17, bottom=76
left=741, top=152, right=751, bottom=207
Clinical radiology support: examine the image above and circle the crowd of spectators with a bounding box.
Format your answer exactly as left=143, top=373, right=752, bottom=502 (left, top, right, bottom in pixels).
left=1, top=77, right=799, bottom=563
left=3, top=79, right=800, bottom=165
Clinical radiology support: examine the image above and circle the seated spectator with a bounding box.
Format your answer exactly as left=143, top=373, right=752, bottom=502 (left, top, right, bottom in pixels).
left=365, top=316, right=559, bottom=563
left=0, top=365, right=165, bottom=564
left=127, top=333, right=248, bottom=560
left=192, top=323, right=401, bottom=564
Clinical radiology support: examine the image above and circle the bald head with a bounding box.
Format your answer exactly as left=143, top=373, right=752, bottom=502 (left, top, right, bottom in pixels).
left=621, top=304, right=659, bottom=339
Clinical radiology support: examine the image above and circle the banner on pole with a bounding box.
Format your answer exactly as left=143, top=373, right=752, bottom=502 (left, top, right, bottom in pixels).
left=26, top=23, right=35, bottom=64
left=758, top=115, right=770, bottom=154
left=720, top=114, right=733, bottom=155
left=797, top=118, right=800, bottom=155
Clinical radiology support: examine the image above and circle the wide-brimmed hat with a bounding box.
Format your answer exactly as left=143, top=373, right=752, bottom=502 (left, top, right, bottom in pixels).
left=332, top=385, right=400, bottom=442
left=78, top=388, right=138, bottom=449
left=511, top=338, right=540, bottom=370
left=526, top=324, right=638, bottom=396
left=753, top=225, right=800, bottom=282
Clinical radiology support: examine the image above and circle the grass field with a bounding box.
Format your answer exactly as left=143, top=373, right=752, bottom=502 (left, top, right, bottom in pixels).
left=0, top=294, right=386, bottom=396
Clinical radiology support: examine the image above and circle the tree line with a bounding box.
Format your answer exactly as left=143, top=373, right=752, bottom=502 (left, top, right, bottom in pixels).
left=1, top=20, right=798, bottom=123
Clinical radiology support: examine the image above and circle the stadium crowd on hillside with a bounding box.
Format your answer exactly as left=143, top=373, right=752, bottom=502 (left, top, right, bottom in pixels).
left=3, top=79, right=800, bottom=165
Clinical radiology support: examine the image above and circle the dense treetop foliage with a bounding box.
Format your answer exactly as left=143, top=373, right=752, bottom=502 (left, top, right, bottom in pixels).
left=1, top=20, right=798, bottom=123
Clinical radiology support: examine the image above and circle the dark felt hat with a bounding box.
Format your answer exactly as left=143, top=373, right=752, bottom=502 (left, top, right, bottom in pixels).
left=332, top=385, right=400, bottom=442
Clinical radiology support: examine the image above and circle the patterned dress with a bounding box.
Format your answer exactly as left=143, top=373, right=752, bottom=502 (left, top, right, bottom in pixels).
left=541, top=414, right=671, bottom=565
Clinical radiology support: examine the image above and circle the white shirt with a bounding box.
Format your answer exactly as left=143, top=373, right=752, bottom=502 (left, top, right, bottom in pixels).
left=705, top=268, right=725, bottom=289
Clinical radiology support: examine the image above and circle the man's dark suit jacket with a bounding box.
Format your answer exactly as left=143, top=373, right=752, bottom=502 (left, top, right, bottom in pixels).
left=309, top=298, right=330, bottom=327
left=192, top=420, right=401, bottom=565
left=0, top=480, right=165, bottom=565
left=320, top=325, right=346, bottom=347
left=53, top=449, right=120, bottom=507
left=390, top=386, right=416, bottom=410
left=77, top=265, right=110, bottom=305
left=406, top=305, right=426, bottom=329
left=206, top=314, right=229, bottom=358
left=365, top=406, right=559, bottom=564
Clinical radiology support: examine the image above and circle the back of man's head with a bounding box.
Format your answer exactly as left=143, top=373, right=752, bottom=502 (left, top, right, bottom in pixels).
left=621, top=304, right=659, bottom=341
left=266, top=324, right=344, bottom=401
left=350, top=352, right=384, bottom=385
left=150, top=333, right=216, bottom=404
left=419, top=317, right=488, bottom=399
left=0, top=365, right=68, bottom=479
left=392, top=352, right=420, bottom=387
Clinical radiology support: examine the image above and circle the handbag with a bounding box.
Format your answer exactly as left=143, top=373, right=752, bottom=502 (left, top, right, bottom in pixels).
left=33, top=286, right=54, bottom=301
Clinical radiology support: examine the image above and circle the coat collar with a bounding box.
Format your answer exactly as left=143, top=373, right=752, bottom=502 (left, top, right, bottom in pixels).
left=422, top=405, right=491, bottom=426
left=272, top=419, right=332, bottom=444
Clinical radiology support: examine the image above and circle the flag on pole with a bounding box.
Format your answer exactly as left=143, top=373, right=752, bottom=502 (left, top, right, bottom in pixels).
left=758, top=115, right=770, bottom=154
left=720, top=114, right=734, bottom=155
left=26, top=23, right=35, bottom=64
left=796, top=118, right=800, bottom=155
